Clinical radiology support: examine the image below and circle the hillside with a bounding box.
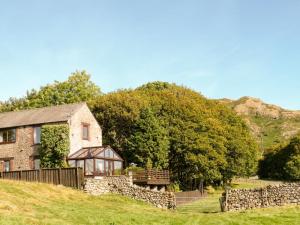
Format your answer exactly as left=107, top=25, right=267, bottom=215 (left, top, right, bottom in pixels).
left=220, top=97, right=300, bottom=150
left=0, top=180, right=299, bottom=225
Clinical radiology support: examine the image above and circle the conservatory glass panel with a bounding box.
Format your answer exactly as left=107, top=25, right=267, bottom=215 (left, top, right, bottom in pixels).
left=105, top=149, right=114, bottom=158
left=97, top=151, right=105, bottom=158
left=85, top=159, right=93, bottom=175
left=113, top=153, right=121, bottom=160
left=77, top=160, right=84, bottom=169
left=95, top=159, right=104, bottom=174
left=114, top=161, right=123, bottom=175
left=68, top=160, right=76, bottom=167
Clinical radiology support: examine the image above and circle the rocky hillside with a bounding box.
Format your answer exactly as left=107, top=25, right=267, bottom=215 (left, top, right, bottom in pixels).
left=220, top=97, right=300, bottom=150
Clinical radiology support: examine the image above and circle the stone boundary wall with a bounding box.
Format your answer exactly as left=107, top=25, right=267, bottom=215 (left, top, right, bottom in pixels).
left=220, top=183, right=300, bottom=212
left=84, top=176, right=176, bottom=209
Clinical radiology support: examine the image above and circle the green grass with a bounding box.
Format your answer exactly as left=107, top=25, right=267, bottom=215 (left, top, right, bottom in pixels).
left=0, top=179, right=299, bottom=225
left=250, top=116, right=285, bottom=149
left=231, top=178, right=283, bottom=189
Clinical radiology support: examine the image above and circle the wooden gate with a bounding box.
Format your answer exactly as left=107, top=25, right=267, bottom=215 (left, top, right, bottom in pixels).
left=175, top=190, right=206, bottom=205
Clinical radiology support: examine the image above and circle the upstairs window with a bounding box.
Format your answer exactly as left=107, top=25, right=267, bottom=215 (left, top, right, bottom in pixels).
left=33, top=126, right=41, bottom=144
left=82, top=123, right=90, bottom=140
left=0, top=129, right=16, bottom=144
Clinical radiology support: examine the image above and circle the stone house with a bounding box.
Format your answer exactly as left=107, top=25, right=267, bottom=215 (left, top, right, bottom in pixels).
left=0, top=103, right=123, bottom=175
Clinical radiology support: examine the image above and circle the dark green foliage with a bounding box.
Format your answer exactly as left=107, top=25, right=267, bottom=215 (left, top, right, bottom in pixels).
left=127, top=108, right=169, bottom=169
left=258, top=136, right=300, bottom=180
left=40, top=124, right=70, bottom=168
left=91, top=81, right=260, bottom=188
left=0, top=71, right=101, bottom=112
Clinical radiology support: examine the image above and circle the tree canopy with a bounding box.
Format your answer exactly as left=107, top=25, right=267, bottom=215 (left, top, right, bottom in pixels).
left=91, top=81, right=260, bottom=188
left=0, top=71, right=101, bottom=112
left=258, top=136, right=300, bottom=181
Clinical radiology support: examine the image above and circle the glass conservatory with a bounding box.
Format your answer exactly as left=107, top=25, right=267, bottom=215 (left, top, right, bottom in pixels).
left=67, top=146, right=123, bottom=176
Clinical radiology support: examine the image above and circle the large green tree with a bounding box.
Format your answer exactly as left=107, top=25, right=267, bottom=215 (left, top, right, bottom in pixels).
left=91, top=81, right=260, bottom=188
left=127, top=108, right=169, bottom=169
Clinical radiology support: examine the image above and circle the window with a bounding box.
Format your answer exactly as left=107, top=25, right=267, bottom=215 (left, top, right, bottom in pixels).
left=114, top=161, right=122, bottom=170
left=95, top=159, right=104, bottom=174
left=105, top=160, right=114, bottom=175
left=82, top=124, right=89, bottom=140
left=77, top=160, right=84, bottom=169
left=97, top=151, right=105, bottom=158
left=30, top=157, right=40, bottom=170
left=105, top=149, right=114, bottom=158
left=34, top=159, right=40, bottom=170
left=85, top=159, right=93, bottom=175
left=33, top=126, right=41, bottom=144
left=3, top=160, right=11, bottom=172
left=113, top=153, right=122, bottom=160
left=68, top=160, right=76, bottom=167
left=0, top=129, right=16, bottom=144
left=114, top=161, right=123, bottom=175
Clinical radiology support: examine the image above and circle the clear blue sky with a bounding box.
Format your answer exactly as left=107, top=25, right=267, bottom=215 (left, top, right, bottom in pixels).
left=1, top=0, right=300, bottom=109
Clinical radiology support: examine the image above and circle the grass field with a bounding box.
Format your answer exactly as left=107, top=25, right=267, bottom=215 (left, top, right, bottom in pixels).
left=0, top=179, right=299, bottom=225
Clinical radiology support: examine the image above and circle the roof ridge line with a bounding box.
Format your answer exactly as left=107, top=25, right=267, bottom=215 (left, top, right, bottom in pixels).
left=0, top=102, right=86, bottom=115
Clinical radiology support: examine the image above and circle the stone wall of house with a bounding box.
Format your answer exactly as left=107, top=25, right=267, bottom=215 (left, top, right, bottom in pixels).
left=84, top=176, right=176, bottom=209
left=0, top=126, right=39, bottom=171
left=69, top=104, right=102, bottom=155
left=220, top=183, right=300, bottom=212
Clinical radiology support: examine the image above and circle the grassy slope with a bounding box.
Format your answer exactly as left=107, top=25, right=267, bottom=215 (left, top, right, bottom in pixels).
left=0, top=180, right=299, bottom=225
left=249, top=116, right=300, bottom=150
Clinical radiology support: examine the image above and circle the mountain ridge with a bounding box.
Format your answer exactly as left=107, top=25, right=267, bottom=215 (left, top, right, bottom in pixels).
left=219, top=96, right=300, bottom=150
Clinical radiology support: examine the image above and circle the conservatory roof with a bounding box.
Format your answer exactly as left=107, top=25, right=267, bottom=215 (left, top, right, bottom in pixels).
left=68, top=146, right=123, bottom=161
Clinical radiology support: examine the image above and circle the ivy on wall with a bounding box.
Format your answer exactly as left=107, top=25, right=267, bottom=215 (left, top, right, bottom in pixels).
left=40, top=124, right=70, bottom=168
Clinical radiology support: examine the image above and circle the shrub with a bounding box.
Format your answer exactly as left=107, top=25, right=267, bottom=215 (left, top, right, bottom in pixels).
left=167, top=182, right=181, bottom=192
left=40, top=124, right=70, bottom=168
left=124, top=165, right=145, bottom=175
left=258, top=136, right=300, bottom=181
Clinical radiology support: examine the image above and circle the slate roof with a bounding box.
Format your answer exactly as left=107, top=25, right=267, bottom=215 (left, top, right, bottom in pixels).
left=0, top=103, right=86, bottom=129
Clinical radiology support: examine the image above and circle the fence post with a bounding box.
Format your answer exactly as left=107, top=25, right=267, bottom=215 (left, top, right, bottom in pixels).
left=19, top=170, right=22, bottom=180
left=39, top=169, right=42, bottom=183
left=75, top=167, right=79, bottom=189
left=58, top=168, right=61, bottom=185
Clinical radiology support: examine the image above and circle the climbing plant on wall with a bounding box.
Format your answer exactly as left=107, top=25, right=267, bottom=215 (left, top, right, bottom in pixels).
left=40, top=124, right=70, bottom=168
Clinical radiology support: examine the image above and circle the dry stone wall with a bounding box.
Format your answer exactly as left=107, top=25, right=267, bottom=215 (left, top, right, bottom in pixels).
left=84, top=176, right=176, bottom=209
left=220, top=183, right=300, bottom=211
